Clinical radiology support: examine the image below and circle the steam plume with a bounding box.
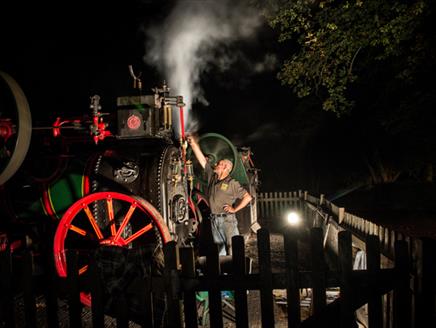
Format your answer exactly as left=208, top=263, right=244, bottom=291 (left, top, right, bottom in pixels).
left=143, top=0, right=262, bottom=135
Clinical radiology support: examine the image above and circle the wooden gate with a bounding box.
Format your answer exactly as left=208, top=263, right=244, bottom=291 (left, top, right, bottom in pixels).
left=0, top=224, right=412, bottom=327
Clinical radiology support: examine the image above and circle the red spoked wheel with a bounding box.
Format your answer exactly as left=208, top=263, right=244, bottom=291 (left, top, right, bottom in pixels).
left=53, top=191, right=172, bottom=307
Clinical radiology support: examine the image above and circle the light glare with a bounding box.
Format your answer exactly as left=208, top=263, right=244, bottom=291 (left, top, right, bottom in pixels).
left=286, top=211, right=300, bottom=226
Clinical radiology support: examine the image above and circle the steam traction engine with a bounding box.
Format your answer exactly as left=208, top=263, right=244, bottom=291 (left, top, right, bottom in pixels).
left=0, top=70, right=259, bottom=316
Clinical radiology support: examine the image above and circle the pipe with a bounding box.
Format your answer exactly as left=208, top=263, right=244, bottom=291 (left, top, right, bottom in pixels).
left=179, top=105, right=185, bottom=141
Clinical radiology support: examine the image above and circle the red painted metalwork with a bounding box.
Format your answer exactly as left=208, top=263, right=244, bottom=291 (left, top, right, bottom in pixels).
left=0, top=118, right=14, bottom=142
left=52, top=117, right=82, bottom=137
left=81, top=153, right=101, bottom=196
left=90, top=114, right=112, bottom=145
left=127, top=114, right=141, bottom=130
left=179, top=106, right=185, bottom=141
left=41, top=183, right=57, bottom=220
left=179, top=105, right=189, bottom=175
left=53, top=191, right=171, bottom=306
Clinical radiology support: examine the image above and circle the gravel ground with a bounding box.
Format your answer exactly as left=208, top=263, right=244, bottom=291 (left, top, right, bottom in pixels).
left=12, top=295, right=141, bottom=328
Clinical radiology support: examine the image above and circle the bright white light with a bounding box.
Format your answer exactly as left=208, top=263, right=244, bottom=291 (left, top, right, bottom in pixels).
left=286, top=211, right=301, bottom=226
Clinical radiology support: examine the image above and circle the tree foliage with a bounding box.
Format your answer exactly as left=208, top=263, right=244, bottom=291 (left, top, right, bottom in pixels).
left=267, top=0, right=428, bottom=115
left=251, top=0, right=436, bottom=186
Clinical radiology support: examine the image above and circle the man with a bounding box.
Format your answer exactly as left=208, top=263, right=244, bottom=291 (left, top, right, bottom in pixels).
left=187, top=135, right=252, bottom=255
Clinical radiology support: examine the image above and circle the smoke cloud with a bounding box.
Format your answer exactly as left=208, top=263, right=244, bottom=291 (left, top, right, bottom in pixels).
left=143, top=0, right=263, bottom=135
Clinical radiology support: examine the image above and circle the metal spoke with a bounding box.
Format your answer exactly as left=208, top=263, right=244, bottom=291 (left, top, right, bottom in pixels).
left=69, top=224, right=87, bottom=236
left=124, top=223, right=153, bottom=244
left=106, top=195, right=116, bottom=236
left=114, top=202, right=137, bottom=241
left=82, top=203, right=104, bottom=240
left=79, top=265, right=88, bottom=275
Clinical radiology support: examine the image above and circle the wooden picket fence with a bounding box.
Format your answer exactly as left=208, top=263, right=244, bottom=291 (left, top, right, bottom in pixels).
left=0, top=218, right=412, bottom=328
left=256, top=191, right=301, bottom=229
left=257, top=190, right=436, bottom=327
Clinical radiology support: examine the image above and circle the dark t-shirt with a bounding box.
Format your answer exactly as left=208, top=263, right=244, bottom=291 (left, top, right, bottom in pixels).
left=205, top=162, right=247, bottom=214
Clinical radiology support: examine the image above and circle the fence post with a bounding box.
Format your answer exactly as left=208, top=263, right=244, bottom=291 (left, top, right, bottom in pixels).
left=269, top=192, right=274, bottom=227
left=413, top=238, right=436, bottom=328
left=257, top=228, right=275, bottom=327
left=379, top=226, right=385, bottom=252
left=141, top=269, right=154, bottom=327
left=179, top=247, right=198, bottom=328
left=89, top=254, right=104, bottom=328
left=393, top=240, right=411, bottom=328
left=163, top=241, right=182, bottom=328
left=338, top=231, right=354, bottom=327
left=284, top=230, right=300, bottom=328
left=338, top=208, right=345, bottom=225
left=303, top=191, right=309, bottom=226
left=367, top=235, right=383, bottom=327
left=23, top=250, right=36, bottom=328
left=273, top=191, right=278, bottom=223
left=205, top=241, right=223, bottom=328
left=232, top=235, right=249, bottom=328
left=0, top=245, right=15, bottom=327
left=310, top=228, right=326, bottom=315
left=66, top=249, right=82, bottom=328
left=41, top=225, right=59, bottom=328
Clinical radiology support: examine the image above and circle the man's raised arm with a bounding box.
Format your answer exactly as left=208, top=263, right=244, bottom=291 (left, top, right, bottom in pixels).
left=187, top=135, right=207, bottom=169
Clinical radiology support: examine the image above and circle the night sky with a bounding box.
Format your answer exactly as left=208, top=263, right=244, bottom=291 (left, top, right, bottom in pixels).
left=1, top=1, right=317, bottom=192
left=1, top=0, right=414, bottom=197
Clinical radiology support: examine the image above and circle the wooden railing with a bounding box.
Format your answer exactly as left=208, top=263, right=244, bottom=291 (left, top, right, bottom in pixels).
left=256, top=191, right=302, bottom=231
left=257, top=190, right=436, bottom=328
left=0, top=221, right=413, bottom=327
left=257, top=191, right=416, bottom=260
